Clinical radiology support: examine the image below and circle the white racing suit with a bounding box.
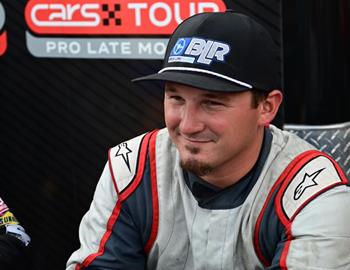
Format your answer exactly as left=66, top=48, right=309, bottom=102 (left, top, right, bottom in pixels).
left=67, top=125, right=350, bottom=270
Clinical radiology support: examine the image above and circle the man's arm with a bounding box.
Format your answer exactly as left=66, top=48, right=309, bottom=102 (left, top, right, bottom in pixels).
left=66, top=163, right=147, bottom=270
left=268, top=185, right=350, bottom=269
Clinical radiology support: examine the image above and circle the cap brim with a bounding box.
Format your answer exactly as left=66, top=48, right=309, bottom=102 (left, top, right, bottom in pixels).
left=132, top=71, right=250, bottom=92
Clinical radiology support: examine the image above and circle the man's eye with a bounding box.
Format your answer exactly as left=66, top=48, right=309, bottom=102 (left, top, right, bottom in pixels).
left=169, top=96, right=183, bottom=102
left=203, top=100, right=223, bottom=106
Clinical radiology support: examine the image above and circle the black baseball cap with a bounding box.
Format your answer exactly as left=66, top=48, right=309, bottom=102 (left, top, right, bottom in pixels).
left=132, top=10, right=280, bottom=92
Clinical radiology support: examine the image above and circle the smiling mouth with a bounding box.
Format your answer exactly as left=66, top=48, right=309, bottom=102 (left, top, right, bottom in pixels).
left=181, top=134, right=213, bottom=144
left=185, top=138, right=211, bottom=143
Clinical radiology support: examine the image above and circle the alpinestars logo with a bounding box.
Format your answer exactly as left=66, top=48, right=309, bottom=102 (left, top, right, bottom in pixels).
left=294, top=168, right=324, bottom=200
left=116, top=143, right=132, bottom=172
left=24, top=0, right=226, bottom=59
left=0, top=2, right=7, bottom=56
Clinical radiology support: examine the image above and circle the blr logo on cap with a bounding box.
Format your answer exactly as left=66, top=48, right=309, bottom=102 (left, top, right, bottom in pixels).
left=169, top=37, right=230, bottom=65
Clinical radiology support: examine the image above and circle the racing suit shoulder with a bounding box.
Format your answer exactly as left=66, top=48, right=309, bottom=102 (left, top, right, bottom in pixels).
left=254, top=129, right=349, bottom=268
left=275, top=150, right=348, bottom=223
left=66, top=130, right=160, bottom=270
left=108, top=131, right=153, bottom=195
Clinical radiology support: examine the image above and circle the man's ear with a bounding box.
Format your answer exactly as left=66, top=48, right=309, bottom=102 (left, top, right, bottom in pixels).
left=258, top=90, right=283, bottom=126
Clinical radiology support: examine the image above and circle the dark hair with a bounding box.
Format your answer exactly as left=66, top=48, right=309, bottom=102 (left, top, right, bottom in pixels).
left=251, top=89, right=269, bottom=108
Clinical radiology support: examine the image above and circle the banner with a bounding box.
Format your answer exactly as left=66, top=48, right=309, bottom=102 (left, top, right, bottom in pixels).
left=25, top=0, right=226, bottom=59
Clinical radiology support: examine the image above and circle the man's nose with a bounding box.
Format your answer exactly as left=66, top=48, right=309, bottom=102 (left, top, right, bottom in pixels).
left=179, top=105, right=205, bottom=134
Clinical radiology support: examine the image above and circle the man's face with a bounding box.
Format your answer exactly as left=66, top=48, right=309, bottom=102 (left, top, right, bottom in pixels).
left=164, top=82, right=265, bottom=185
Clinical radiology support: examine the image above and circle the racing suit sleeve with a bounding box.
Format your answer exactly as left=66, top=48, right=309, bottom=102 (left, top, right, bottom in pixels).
left=267, top=185, right=350, bottom=269
left=66, top=163, right=148, bottom=270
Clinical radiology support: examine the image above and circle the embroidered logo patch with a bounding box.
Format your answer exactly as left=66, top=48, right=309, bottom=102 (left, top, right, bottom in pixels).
left=115, top=142, right=132, bottom=172
left=293, top=168, right=324, bottom=200
left=168, top=37, right=230, bottom=65
left=281, top=155, right=343, bottom=220
left=109, top=133, right=146, bottom=193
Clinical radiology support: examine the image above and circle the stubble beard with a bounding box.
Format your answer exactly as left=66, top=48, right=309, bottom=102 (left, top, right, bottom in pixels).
left=180, top=145, right=213, bottom=176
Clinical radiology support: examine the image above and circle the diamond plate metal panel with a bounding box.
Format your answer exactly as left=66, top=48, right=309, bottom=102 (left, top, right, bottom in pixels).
left=285, top=122, right=350, bottom=178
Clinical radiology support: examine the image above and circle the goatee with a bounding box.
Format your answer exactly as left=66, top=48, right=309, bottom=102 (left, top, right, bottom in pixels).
left=180, top=159, right=213, bottom=176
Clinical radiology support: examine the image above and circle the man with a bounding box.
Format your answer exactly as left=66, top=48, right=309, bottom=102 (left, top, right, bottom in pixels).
left=0, top=197, right=31, bottom=269
left=66, top=11, right=350, bottom=269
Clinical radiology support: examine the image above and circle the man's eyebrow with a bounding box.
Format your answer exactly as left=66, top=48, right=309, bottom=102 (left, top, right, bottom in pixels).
left=164, top=86, right=229, bottom=100
left=164, top=86, right=178, bottom=93
left=202, top=93, right=229, bottom=100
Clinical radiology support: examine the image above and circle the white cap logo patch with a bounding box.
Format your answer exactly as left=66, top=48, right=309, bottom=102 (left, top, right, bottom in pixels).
left=169, top=37, right=230, bottom=65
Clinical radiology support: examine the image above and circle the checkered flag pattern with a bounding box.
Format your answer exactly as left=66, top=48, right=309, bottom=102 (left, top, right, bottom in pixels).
left=285, top=122, right=350, bottom=177
left=102, top=4, right=121, bottom=26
